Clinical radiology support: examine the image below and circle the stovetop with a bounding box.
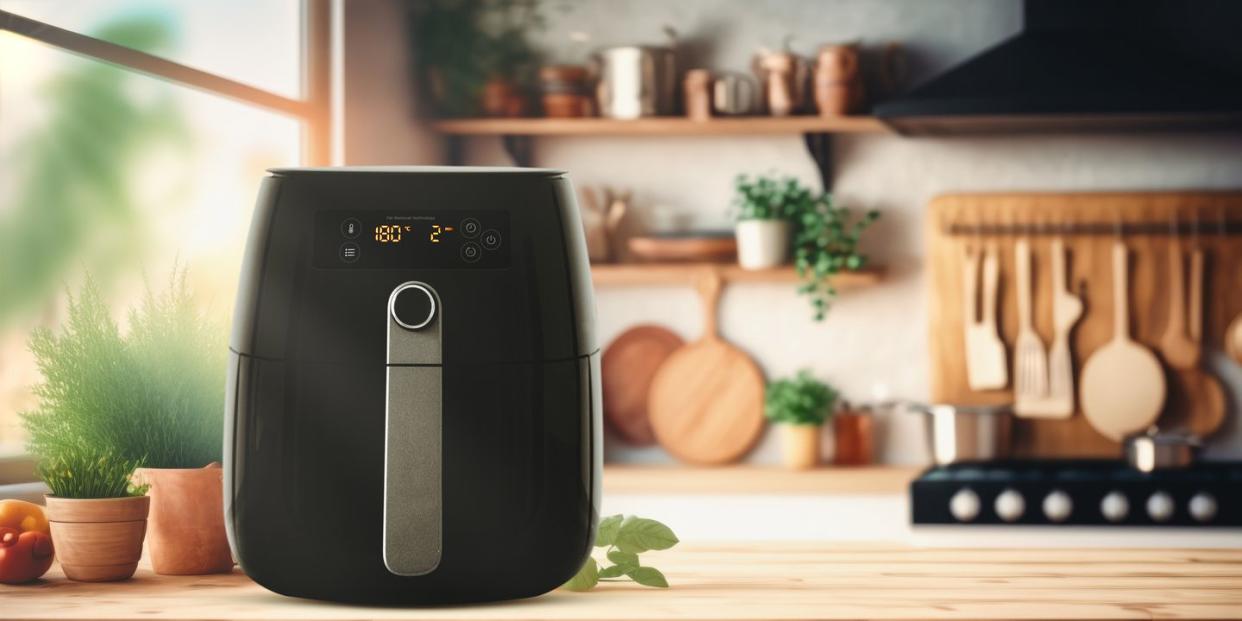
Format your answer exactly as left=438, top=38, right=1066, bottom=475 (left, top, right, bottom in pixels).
left=911, top=460, right=1242, bottom=527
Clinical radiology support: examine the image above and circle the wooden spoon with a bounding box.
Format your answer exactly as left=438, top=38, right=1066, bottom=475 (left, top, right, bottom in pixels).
left=962, top=244, right=1007, bottom=391
left=1080, top=241, right=1166, bottom=442
left=1161, top=248, right=1227, bottom=437
left=647, top=270, right=766, bottom=465
left=1159, top=233, right=1199, bottom=370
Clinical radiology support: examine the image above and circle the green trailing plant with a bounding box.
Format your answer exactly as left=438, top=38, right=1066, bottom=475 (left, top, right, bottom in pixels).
left=563, top=515, right=679, bottom=591
left=730, top=174, right=814, bottom=221
left=765, top=370, right=838, bottom=426
left=409, top=0, right=545, bottom=117
left=729, top=173, right=879, bottom=320
left=22, top=270, right=227, bottom=479
left=791, top=195, right=879, bottom=321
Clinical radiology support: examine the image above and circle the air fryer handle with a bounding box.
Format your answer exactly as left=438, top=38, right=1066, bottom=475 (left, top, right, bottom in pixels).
left=383, top=365, right=442, bottom=576
left=383, top=282, right=443, bottom=576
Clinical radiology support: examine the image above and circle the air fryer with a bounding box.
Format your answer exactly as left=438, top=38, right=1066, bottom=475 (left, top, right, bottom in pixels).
left=224, top=167, right=601, bottom=604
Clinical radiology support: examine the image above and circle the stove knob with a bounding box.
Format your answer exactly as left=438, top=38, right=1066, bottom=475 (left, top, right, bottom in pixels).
left=1100, top=491, right=1130, bottom=523
left=1189, top=492, right=1217, bottom=523
left=994, top=489, right=1025, bottom=522
left=1146, top=491, right=1175, bottom=523
left=1042, top=490, right=1073, bottom=523
left=949, top=488, right=981, bottom=522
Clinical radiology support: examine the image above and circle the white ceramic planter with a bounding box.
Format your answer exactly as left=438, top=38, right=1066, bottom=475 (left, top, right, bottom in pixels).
left=735, top=219, right=791, bottom=270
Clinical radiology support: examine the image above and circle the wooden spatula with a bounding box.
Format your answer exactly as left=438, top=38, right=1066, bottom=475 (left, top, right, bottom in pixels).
left=1080, top=241, right=1167, bottom=441
left=1021, top=237, right=1082, bottom=418
left=962, top=244, right=1007, bottom=390
left=1013, top=238, right=1049, bottom=416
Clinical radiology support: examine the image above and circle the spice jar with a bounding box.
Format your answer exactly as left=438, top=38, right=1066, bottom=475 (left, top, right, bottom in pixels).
left=540, top=65, right=592, bottom=118
left=833, top=402, right=874, bottom=466
left=683, top=69, right=713, bottom=121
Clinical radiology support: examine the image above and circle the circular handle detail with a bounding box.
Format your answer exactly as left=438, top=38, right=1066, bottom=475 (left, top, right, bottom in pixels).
left=390, top=283, right=437, bottom=330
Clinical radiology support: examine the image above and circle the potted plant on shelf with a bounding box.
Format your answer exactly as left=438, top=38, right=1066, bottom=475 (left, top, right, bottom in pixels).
left=22, top=272, right=231, bottom=577
left=764, top=370, right=838, bottom=470
left=790, top=194, right=879, bottom=321
left=731, top=174, right=812, bottom=270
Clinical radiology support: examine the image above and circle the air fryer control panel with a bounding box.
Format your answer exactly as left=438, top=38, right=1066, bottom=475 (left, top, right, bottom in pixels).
left=315, top=210, right=509, bottom=269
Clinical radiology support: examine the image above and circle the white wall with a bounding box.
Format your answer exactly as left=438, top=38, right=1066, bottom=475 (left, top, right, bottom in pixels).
left=357, top=0, right=1242, bottom=463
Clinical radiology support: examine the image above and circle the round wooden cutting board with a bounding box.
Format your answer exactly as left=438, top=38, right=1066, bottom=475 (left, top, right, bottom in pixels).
left=647, top=271, right=765, bottom=464
left=601, top=325, right=685, bottom=445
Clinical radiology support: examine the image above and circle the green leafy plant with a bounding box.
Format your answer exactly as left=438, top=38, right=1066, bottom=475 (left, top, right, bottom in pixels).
left=22, top=270, right=227, bottom=482
left=563, top=515, right=679, bottom=591
left=730, top=174, right=815, bottom=221
left=36, top=445, right=146, bottom=499
left=765, top=370, right=837, bottom=426
left=409, top=0, right=545, bottom=117
left=791, top=195, right=879, bottom=321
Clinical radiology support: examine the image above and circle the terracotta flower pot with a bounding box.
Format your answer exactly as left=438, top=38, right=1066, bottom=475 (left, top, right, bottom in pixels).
left=132, top=463, right=233, bottom=575
left=44, top=495, right=149, bottom=582
left=779, top=424, right=822, bottom=470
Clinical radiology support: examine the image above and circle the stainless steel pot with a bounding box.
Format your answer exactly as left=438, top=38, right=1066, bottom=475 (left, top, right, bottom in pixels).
left=711, top=72, right=759, bottom=116
left=593, top=45, right=678, bottom=119
left=908, top=402, right=1012, bottom=465
left=1125, top=429, right=1199, bottom=472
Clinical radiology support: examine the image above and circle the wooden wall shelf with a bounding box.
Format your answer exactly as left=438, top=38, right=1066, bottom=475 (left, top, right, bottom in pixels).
left=602, top=465, right=920, bottom=495
left=590, top=263, right=884, bottom=287
left=431, top=116, right=888, bottom=136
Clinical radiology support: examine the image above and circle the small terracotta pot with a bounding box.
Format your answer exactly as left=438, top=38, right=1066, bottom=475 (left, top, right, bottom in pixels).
left=779, top=424, right=822, bottom=470
left=44, top=495, right=149, bottom=582
left=132, top=463, right=234, bottom=575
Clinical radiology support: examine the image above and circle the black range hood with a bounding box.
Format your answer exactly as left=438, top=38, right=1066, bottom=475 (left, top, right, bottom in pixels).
left=873, top=0, right=1242, bottom=134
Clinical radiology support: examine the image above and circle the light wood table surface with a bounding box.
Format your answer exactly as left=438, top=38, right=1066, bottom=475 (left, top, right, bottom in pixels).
left=4, top=544, right=1242, bottom=620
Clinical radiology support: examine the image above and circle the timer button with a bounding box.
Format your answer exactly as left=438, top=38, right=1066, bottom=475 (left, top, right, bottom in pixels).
left=339, top=242, right=360, bottom=263
left=460, top=242, right=482, bottom=263
left=340, top=218, right=361, bottom=239
left=481, top=229, right=502, bottom=250
left=390, top=284, right=436, bottom=330
left=461, top=218, right=481, bottom=238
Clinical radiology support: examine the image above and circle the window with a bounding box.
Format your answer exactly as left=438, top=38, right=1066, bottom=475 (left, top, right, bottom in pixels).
left=0, top=2, right=330, bottom=455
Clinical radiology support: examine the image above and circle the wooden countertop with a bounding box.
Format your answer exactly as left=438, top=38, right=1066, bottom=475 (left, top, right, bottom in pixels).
left=602, top=465, right=920, bottom=495
left=5, top=544, right=1241, bottom=620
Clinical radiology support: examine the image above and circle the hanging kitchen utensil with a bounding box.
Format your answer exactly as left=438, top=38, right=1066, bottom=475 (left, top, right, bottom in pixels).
left=601, top=325, right=685, bottom=445
left=962, top=243, right=1007, bottom=390
left=1159, top=215, right=1199, bottom=370
left=647, top=270, right=766, bottom=464
left=1080, top=240, right=1167, bottom=441
left=1013, top=237, right=1049, bottom=416
left=1022, top=237, right=1082, bottom=418
left=1159, top=226, right=1226, bottom=437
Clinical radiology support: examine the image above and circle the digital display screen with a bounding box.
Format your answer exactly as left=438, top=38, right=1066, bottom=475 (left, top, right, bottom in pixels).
left=315, top=210, right=509, bottom=269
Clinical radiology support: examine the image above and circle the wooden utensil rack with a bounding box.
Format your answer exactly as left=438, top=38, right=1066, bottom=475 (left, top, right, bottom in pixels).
left=928, top=192, right=1242, bottom=458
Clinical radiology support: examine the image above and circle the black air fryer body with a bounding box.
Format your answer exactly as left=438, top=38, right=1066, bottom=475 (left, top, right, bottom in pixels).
left=225, top=167, right=600, bottom=604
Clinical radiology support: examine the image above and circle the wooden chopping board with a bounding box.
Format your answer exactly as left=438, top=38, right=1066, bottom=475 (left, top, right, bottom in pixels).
left=601, top=325, right=685, bottom=445
left=647, top=270, right=765, bottom=464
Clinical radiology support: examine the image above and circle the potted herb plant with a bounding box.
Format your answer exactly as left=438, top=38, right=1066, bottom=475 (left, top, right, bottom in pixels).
left=22, top=272, right=231, bottom=577
left=764, top=371, right=838, bottom=470
left=730, top=174, right=809, bottom=269
left=37, top=448, right=148, bottom=582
